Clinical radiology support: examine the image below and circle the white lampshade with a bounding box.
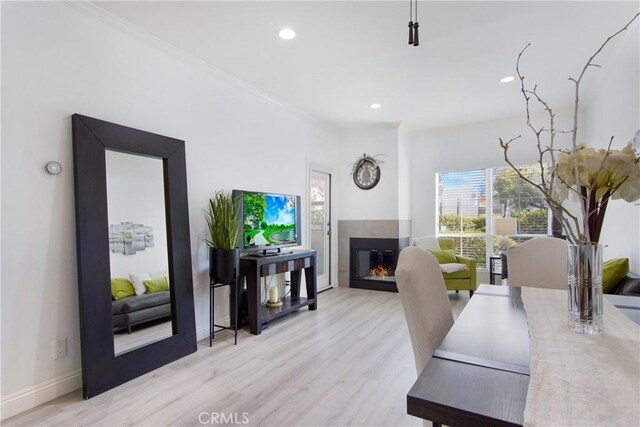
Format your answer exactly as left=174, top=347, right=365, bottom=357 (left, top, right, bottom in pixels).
left=493, top=217, right=517, bottom=235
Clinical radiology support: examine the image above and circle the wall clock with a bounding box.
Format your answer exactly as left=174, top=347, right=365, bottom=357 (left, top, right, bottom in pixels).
left=353, top=159, right=381, bottom=190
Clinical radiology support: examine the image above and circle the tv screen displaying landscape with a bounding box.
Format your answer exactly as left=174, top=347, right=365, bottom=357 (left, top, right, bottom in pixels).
left=242, top=193, right=297, bottom=249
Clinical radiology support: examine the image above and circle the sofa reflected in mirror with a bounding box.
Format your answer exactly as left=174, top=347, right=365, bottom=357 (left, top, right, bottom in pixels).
left=111, top=283, right=172, bottom=355
left=105, top=150, right=173, bottom=356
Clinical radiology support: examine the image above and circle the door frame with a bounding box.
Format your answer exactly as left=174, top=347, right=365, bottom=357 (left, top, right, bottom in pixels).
left=308, top=163, right=333, bottom=291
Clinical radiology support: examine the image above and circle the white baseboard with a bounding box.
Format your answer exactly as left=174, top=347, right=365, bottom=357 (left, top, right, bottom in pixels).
left=0, top=369, right=82, bottom=421
left=196, top=323, right=210, bottom=341
left=1, top=322, right=224, bottom=420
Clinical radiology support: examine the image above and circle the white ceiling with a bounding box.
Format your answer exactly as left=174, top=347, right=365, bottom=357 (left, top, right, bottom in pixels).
left=92, top=1, right=639, bottom=130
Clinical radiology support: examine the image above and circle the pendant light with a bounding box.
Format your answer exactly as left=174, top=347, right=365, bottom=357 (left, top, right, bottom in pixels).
left=408, top=0, right=419, bottom=47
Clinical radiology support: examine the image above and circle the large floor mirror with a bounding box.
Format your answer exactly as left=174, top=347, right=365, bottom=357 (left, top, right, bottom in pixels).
left=72, top=114, right=196, bottom=398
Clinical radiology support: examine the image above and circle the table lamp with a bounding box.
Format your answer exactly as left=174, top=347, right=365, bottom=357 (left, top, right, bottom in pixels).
left=493, top=218, right=517, bottom=254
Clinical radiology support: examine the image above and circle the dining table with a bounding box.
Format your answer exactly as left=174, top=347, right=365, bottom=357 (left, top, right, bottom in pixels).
left=406, top=284, right=640, bottom=427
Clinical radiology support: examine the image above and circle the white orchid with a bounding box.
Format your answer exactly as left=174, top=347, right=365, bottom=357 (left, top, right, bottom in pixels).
left=553, top=144, right=640, bottom=203
left=549, top=143, right=640, bottom=241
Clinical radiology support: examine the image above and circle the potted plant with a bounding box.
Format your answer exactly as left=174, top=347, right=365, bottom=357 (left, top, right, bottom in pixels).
left=204, top=191, right=241, bottom=284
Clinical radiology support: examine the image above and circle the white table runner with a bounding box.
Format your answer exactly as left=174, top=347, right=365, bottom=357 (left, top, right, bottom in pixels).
left=521, top=287, right=640, bottom=427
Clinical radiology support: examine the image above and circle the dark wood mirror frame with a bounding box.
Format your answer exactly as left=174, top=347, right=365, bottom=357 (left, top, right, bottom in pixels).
left=72, top=114, right=197, bottom=399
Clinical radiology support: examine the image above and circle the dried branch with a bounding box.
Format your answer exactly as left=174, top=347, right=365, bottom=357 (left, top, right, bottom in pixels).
left=499, top=13, right=639, bottom=244
left=499, top=137, right=581, bottom=243
left=526, top=86, right=556, bottom=189
left=568, top=12, right=639, bottom=240
left=516, top=45, right=553, bottom=193
left=540, top=129, right=573, bottom=134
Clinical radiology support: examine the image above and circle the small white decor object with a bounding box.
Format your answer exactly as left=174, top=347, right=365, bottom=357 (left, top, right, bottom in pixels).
left=266, top=284, right=282, bottom=308
left=45, top=161, right=62, bottom=175
left=268, top=284, right=278, bottom=303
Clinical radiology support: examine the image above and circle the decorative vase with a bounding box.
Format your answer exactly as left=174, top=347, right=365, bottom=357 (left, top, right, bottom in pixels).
left=210, top=248, right=239, bottom=284
left=567, top=244, right=603, bottom=335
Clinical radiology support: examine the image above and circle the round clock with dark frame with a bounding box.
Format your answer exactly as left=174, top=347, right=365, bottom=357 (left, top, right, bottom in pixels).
left=353, top=158, right=381, bottom=190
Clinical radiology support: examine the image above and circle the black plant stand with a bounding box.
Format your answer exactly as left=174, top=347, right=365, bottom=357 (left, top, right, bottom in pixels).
left=209, top=268, right=238, bottom=346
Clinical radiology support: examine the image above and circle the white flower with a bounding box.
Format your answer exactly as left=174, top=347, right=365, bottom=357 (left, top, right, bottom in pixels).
left=548, top=142, right=640, bottom=240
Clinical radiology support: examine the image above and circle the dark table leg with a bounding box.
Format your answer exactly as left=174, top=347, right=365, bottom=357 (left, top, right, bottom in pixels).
left=305, top=264, right=317, bottom=310
left=246, top=268, right=261, bottom=335
left=290, top=269, right=301, bottom=299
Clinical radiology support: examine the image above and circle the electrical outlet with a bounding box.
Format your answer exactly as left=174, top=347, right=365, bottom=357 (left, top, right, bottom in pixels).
left=53, top=338, right=67, bottom=360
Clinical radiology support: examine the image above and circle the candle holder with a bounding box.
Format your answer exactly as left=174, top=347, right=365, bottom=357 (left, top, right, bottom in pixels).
left=265, top=300, right=283, bottom=308
left=265, top=284, right=283, bottom=308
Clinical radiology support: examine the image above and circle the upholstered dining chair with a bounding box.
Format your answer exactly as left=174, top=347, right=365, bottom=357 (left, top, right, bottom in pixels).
left=507, top=236, right=568, bottom=289
left=396, top=246, right=454, bottom=376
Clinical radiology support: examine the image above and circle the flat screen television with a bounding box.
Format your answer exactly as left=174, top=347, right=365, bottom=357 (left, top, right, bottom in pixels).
left=233, top=189, right=301, bottom=255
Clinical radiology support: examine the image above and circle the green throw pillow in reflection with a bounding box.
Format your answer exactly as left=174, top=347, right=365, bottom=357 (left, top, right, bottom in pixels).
left=602, top=258, right=629, bottom=294
left=111, top=278, right=135, bottom=300
left=144, top=277, right=169, bottom=293
left=428, top=249, right=458, bottom=264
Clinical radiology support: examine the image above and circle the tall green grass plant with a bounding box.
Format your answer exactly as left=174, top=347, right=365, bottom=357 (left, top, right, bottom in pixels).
left=204, top=191, right=240, bottom=250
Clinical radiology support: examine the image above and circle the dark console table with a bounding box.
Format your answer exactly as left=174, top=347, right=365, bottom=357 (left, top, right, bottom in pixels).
left=239, top=250, right=317, bottom=335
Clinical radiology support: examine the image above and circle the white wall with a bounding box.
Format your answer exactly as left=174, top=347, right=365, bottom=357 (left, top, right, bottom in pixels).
left=584, top=23, right=640, bottom=272
left=106, top=151, right=169, bottom=278
left=398, top=123, right=411, bottom=222
left=338, top=125, right=400, bottom=220
left=0, top=2, right=339, bottom=415
left=409, top=108, right=580, bottom=240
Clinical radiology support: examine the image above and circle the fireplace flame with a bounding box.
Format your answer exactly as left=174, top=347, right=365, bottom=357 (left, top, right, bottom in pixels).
left=370, top=265, right=392, bottom=277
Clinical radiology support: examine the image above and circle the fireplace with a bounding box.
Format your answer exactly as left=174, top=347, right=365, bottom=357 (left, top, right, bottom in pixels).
left=350, top=237, right=409, bottom=292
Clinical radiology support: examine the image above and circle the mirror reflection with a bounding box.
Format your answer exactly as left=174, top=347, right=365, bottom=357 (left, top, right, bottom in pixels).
left=106, top=150, right=172, bottom=356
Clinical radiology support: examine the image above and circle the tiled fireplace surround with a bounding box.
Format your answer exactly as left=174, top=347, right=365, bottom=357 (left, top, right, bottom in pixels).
left=338, top=220, right=411, bottom=289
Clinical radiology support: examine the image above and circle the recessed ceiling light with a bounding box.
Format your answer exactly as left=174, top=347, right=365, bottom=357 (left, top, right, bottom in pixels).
left=370, top=103, right=381, bottom=109
left=500, top=76, right=515, bottom=83
left=278, top=28, right=296, bottom=40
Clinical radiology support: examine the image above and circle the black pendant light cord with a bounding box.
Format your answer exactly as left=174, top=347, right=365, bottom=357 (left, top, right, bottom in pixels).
left=413, top=0, right=419, bottom=46
left=408, top=0, right=414, bottom=45
left=408, top=0, right=419, bottom=47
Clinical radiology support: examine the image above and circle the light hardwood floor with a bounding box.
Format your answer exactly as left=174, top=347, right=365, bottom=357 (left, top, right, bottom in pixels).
left=5, top=288, right=469, bottom=427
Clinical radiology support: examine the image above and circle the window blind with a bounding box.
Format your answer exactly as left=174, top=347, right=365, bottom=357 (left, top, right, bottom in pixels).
left=437, top=169, right=487, bottom=234
left=437, top=169, right=487, bottom=267
left=436, top=164, right=550, bottom=269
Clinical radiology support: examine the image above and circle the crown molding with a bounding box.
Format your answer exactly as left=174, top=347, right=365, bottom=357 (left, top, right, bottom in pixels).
left=63, top=1, right=339, bottom=134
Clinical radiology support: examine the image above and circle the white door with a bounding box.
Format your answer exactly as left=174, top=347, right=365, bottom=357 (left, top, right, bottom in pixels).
left=310, top=170, right=331, bottom=291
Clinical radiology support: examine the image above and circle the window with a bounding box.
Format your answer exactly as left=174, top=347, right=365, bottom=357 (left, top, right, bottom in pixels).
left=437, top=164, right=549, bottom=269
left=492, top=165, right=549, bottom=236
left=437, top=169, right=487, bottom=267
